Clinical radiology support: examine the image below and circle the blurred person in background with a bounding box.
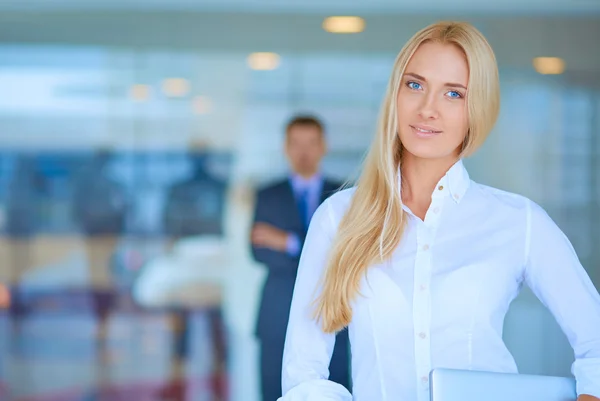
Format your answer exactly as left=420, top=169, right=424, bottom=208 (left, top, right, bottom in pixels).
left=159, top=146, right=229, bottom=401
left=279, top=21, right=600, bottom=401
left=72, top=148, right=127, bottom=289
left=0, top=282, right=8, bottom=399
left=250, top=115, right=350, bottom=401
left=0, top=283, right=9, bottom=309
left=5, top=155, right=39, bottom=286
left=71, top=148, right=127, bottom=399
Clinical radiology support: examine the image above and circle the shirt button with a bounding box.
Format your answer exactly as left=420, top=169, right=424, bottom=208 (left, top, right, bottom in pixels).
left=421, top=376, right=429, bottom=383
left=422, top=244, right=429, bottom=251
left=419, top=332, right=427, bottom=339
left=420, top=284, right=427, bottom=291
left=438, top=185, right=444, bottom=191
left=433, top=207, right=440, bottom=214
left=454, top=193, right=460, bottom=200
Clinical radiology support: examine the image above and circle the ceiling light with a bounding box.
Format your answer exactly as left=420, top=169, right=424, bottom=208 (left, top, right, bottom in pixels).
left=162, top=78, right=190, bottom=97
left=323, top=16, right=365, bottom=34
left=533, top=57, right=565, bottom=75
left=129, top=84, right=151, bottom=101
left=247, top=52, right=280, bottom=71
left=192, top=96, right=212, bottom=115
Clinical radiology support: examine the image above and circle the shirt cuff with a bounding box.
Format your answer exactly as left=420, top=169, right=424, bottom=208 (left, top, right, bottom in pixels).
left=573, top=358, right=600, bottom=398
left=279, top=379, right=352, bottom=401
left=286, top=233, right=301, bottom=257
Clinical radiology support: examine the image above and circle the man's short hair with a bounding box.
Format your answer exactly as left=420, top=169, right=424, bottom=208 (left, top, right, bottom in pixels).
left=285, top=115, right=325, bottom=136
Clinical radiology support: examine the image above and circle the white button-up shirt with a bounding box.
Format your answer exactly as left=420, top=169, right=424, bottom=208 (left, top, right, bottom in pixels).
left=280, top=160, right=600, bottom=401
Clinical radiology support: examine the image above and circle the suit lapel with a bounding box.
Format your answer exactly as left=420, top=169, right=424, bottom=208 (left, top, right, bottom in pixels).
left=319, top=179, right=341, bottom=204
left=282, top=179, right=304, bottom=230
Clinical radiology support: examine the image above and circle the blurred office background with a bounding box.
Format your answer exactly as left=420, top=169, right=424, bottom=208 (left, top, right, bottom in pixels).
left=0, top=1, right=599, bottom=400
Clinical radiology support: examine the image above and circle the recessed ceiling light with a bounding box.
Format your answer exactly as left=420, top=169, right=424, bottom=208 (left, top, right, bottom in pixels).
left=247, top=52, right=280, bottom=71
left=129, top=84, right=151, bottom=101
left=323, top=16, right=365, bottom=34
left=533, top=57, right=565, bottom=75
left=192, top=96, right=212, bottom=115
left=162, top=78, right=190, bottom=97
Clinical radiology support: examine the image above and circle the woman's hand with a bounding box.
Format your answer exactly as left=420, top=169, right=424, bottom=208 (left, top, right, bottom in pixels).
left=578, top=395, right=600, bottom=401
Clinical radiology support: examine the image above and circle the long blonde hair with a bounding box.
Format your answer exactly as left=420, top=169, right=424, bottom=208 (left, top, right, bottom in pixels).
left=313, top=21, right=501, bottom=333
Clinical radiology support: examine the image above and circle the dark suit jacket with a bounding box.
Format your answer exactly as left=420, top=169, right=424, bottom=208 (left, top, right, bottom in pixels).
left=251, top=177, right=341, bottom=340
left=163, top=169, right=227, bottom=238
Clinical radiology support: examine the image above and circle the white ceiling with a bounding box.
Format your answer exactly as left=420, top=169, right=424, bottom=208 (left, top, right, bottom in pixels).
left=1, top=0, right=600, bottom=14
left=1, top=2, right=599, bottom=80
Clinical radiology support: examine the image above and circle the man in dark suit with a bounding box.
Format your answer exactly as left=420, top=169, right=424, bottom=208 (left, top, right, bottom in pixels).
left=250, top=115, right=350, bottom=401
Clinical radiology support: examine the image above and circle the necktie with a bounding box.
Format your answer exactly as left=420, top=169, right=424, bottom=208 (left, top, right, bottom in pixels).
left=297, top=188, right=310, bottom=230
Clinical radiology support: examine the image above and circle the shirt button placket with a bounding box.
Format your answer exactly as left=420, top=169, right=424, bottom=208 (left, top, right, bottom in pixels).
left=414, top=223, right=433, bottom=401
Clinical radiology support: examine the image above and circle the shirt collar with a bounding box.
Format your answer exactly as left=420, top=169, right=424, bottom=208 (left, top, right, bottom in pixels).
left=434, top=159, right=470, bottom=203
left=289, top=171, right=322, bottom=192
left=397, top=159, right=470, bottom=204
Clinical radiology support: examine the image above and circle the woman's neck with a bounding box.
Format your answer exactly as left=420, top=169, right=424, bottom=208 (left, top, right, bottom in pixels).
left=401, top=152, right=459, bottom=219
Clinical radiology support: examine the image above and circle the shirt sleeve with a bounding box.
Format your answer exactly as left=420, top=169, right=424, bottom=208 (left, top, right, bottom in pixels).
left=286, top=233, right=301, bottom=257
left=279, top=199, right=353, bottom=401
left=524, top=199, right=600, bottom=397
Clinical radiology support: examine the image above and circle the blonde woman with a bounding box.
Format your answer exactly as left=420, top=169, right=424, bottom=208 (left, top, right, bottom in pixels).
left=279, top=21, right=600, bottom=401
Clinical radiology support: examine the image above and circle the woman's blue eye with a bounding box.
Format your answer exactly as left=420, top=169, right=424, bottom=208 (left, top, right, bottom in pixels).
left=447, top=90, right=462, bottom=99
left=407, top=81, right=422, bottom=90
